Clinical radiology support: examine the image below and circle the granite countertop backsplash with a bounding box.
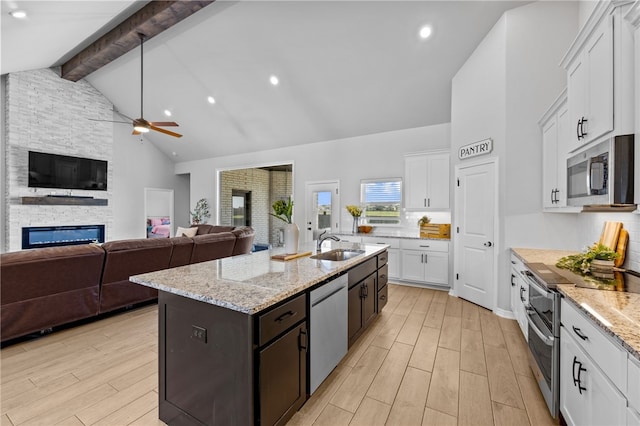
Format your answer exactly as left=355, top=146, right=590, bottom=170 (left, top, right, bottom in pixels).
left=512, top=247, right=640, bottom=361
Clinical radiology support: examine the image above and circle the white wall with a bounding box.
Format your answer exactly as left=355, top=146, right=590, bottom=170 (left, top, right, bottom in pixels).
left=176, top=123, right=451, bottom=237
left=451, top=1, right=580, bottom=312
left=111, top=121, right=190, bottom=240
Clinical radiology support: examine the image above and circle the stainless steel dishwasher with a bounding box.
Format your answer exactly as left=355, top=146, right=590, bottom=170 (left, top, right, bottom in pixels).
left=309, top=273, right=348, bottom=394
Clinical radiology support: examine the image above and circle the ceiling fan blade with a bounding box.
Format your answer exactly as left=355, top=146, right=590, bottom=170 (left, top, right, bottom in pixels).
left=149, top=121, right=179, bottom=127
left=88, top=118, right=131, bottom=124
left=132, top=129, right=142, bottom=135
left=149, top=125, right=182, bottom=138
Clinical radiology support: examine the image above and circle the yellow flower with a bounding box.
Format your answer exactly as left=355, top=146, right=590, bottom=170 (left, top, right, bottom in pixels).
left=346, top=205, right=362, bottom=217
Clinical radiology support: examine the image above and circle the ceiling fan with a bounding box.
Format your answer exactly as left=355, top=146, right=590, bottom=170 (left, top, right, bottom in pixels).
left=91, top=33, right=182, bottom=138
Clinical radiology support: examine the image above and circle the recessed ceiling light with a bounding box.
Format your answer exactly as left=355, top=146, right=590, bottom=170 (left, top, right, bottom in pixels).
left=269, top=75, right=279, bottom=86
left=10, top=10, right=27, bottom=19
left=164, top=109, right=172, bottom=117
left=419, top=25, right=432, bottom=40
left=207, top=96, right=215, bottom=104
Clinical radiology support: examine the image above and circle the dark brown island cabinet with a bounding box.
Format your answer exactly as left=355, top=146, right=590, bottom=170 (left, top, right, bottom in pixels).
left=348, top=251, right=388, bottom=347
left=156, top=250, right=387, bottom=426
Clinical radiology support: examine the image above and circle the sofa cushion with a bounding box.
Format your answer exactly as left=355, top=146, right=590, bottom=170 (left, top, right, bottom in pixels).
left=100, top=238, right=173, bottom=313
left=190, top=232, right=236, bottom=264
left=232, top=226, right=255, bottom=256
left=169, top=236, right=194, bottom=268
left=1, top=244, right=105, bottom=342
left=176, top=226, right=197, bottom=238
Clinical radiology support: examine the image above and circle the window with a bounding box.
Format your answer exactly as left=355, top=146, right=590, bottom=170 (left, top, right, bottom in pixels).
left=360, top=178, right=402, bottom=225
left=232, top=190, right=251, bottom=227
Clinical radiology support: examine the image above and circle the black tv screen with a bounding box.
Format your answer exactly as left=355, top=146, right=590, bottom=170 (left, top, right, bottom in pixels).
left=28, top=151, right=108, bottom=191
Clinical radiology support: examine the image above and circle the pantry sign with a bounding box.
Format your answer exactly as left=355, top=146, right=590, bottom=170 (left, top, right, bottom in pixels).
left=459, top=138, right=493, bottom=160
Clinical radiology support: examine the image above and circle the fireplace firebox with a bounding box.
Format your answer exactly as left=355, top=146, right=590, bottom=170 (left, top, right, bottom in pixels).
left=22, top=225, right=105, bottom=249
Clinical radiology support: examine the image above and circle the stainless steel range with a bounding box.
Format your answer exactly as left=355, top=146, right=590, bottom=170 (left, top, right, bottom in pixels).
left=521, top=262, right=571, bottom=419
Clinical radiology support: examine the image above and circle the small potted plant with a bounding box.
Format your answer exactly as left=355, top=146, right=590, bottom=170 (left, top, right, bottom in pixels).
left=271, top=197, right=298, bottom=254
left=418, top=215, right=431, bottom=228
left=346, top=205, right=363, bottom=233
left=190, top=198, right=211, bottom=224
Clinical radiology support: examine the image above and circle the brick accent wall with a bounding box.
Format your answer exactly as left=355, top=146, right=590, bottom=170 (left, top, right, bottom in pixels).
left=270, top=171, right=293, bottom=246
left=3, top=68, right=114, bottom=252
left=219, top=168, right=292, bottom=246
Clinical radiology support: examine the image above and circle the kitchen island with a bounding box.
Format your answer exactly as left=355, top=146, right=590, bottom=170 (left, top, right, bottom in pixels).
left=131, top=241, right=388, bottom=426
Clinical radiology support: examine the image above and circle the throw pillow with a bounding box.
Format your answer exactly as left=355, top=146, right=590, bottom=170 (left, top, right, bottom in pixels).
left=176, top=226, right=197, bottom=238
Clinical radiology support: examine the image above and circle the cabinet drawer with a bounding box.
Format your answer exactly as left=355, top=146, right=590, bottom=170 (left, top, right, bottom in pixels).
left=377, top=251, right=388, bottom=268
left=561, top=299, right=627, bottom=391
left=348, top=257, right=377, bottom=287
left=361, top=236, right=400, bottom=249
left=259, top=294, right=307, bottom=346
left=378, top=264, right=388, bottom=291
left=510, top=252, right=525, bottom=271
left=629, top=355, right=640, bottom=413
left=401, top=239, right=448, bottom=252
left=377, top=284, right=388, bottom=312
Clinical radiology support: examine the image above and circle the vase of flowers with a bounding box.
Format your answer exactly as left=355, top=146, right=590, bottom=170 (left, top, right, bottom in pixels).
left=346, top=205, right=363, bottom=234
left=190, top=198, right=211, bottom=225
left=271, top=197, right=299, bottom=254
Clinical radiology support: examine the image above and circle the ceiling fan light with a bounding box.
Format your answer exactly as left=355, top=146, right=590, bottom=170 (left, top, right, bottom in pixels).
left=134, top=125, right=150, bottom=133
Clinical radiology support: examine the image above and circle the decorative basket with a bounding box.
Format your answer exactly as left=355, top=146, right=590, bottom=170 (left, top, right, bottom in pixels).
left=420, top=224, right=451, bottom=239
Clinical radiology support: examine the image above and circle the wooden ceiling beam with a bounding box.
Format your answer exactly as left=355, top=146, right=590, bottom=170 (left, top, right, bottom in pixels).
left=61, top=0, right=214, bottom=82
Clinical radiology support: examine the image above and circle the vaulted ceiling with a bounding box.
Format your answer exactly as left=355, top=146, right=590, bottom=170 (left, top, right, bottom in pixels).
left=2, top=1, right=530, bottom=162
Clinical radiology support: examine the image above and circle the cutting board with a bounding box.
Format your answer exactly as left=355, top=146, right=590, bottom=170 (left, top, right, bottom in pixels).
left=599, top=221, right=622, bottom=250
left=615, top=229, right=628, bottom=267
left=271, top=251, right=312, bottom=261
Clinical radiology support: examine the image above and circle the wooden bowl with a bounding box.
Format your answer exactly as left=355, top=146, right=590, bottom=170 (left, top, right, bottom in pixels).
left=358, top=225, right=373, bottom=234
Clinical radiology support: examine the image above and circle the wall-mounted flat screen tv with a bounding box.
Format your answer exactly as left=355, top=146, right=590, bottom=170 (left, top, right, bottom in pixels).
left=28, top=151, right=108, bottom=191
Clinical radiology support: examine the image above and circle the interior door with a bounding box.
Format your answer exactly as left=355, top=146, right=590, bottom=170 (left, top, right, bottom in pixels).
left=454, top=160, right=496, bottom=310
left=304, top=181, right=340, bottom=242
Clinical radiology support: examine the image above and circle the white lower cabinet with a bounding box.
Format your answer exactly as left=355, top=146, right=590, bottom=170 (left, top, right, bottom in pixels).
left=509, top=254, right=528, bottom=339
left=360, top=236, right=400, bottom=279
left=560, top=299, right=633, bottom=426
left=560, top=326, right=626, bottom=426
left=400, top=239, right=449, bottom=287
left=629, top=406, right=640, bottom=426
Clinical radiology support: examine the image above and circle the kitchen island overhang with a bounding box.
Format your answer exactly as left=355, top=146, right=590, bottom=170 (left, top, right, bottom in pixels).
left=131, top=241, right=389, bottom=426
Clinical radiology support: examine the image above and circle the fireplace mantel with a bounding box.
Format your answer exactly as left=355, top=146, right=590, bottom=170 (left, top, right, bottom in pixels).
left=21, top=196, right=108, bottom=206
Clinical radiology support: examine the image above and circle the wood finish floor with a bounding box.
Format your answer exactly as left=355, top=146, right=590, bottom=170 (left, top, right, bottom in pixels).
left=0, top=284, right=556, bottom=426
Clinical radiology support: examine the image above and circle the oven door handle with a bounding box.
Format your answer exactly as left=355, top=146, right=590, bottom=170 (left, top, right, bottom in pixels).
left=526, top=308, right=554, bottom=345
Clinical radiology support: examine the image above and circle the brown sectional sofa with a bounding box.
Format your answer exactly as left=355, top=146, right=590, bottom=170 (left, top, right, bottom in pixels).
left=0, top=226, right=254, bottom=343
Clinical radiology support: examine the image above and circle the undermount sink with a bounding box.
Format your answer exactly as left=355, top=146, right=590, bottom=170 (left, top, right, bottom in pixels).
left=310, top=249, right=365, bottom=261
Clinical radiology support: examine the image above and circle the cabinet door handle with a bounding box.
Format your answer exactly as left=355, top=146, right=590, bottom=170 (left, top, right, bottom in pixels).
left=380, top=274, right=387, bottom=280
left=572, top=326, right=589, bottom=341
left=576, top=119, right=582, bottom=140
left=424, top=198, right=427, bottom=207
left=427, top=198, right=430, bottom=207
left=424, top=254, right=428, bottom=263
left=580, top=117, right=588, bottom=137
left=380, top=295, right=386, bottom=301
left=511, top=274, right=516, bottom=286
left=520, top=286, right=526, bottom=302
left=572, top=356, right=587, bottom=394
left=419, top=245, right=430, bottom=248
left=299, top=329, right=307, bottom=351
left=275, top=310, right=296, bottom=323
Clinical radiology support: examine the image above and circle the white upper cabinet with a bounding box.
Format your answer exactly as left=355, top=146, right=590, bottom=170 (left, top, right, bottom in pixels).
left=560, top=1, right=635, bottom=152
left=540, top=89, right=577, bottom=211
left=404, top=152, right=450, bottom=210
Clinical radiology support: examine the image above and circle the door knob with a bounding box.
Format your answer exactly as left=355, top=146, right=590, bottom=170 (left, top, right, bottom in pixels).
left=484, top=241, right=493, bottom=247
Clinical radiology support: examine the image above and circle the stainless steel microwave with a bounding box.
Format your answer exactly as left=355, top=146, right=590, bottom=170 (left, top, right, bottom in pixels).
left=566, top=134, right=635, bottom=208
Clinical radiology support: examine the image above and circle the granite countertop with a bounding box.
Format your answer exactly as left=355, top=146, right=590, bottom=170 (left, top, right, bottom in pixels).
left=131, top=240, right=387, bottom=315
left=512, top=247, right=640, bottom=361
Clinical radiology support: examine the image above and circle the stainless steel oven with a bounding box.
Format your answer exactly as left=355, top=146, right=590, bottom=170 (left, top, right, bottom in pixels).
left=521, top=267, right=561, bottom=419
